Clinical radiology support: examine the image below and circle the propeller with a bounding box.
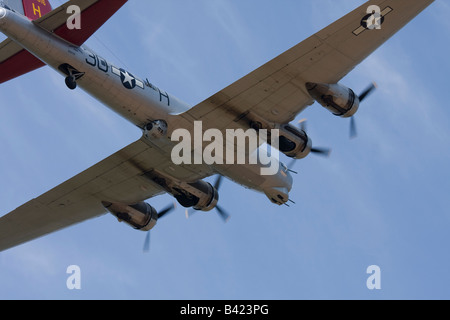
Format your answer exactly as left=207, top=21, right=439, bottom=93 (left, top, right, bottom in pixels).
left=143, top=202, right=177, bottom=253
left=212, top=175, right=231, bottom=223
left=298, top=119, right=332, bottom=158
left=157, top=203, right=177, bottom=219
left=350, top=82, right=377, bottom=139
left=186, top=175, right=231, bottom=223
left=311, top=146, right=332, bottom=157
left=215, top=205, right=231, bottom=223
left=288, top=119, right=331, bottom=169
left=142, top=232, right=151, bottom=253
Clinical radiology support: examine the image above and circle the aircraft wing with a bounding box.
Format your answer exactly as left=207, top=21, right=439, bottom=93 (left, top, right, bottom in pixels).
left=34, top=0, right=128, bottom=46
left=0, top=138, right=177, bottom=252
left=181, top=0, right=434, bottom=127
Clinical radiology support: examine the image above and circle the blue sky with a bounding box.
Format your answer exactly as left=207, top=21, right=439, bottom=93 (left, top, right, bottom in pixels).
left=0, top=0, right=449, bottom=300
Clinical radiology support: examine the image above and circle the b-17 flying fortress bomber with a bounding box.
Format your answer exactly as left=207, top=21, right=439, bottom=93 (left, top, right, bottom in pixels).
left=0, top=0, right=435, bottom=252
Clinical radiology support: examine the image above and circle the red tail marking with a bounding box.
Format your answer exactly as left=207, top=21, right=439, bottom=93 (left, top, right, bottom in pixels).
left=0, top=50, right=45, bottom=84
left=22, top=0, right=52, bottom=20
left=53, top=0, right=128, bottom=46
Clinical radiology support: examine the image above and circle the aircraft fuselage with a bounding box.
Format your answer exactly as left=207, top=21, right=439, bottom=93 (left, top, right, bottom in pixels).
left=0, top=7, right=293, bottom=205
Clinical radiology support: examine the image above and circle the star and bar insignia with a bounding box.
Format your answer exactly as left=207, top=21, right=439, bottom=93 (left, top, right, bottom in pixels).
left=112, top=66, right=144, bottom=89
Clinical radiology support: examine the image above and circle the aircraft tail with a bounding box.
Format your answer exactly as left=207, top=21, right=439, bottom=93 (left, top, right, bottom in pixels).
left=0, top=0, right=53, bottom=83
left=0, top=0, right=128, bottom=84
left=0, top=38, right=45, bottom=84
left=1, top=0, right=53, bottom=20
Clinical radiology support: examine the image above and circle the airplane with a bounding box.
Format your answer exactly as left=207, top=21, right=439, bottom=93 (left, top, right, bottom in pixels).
left=0, top=0, right=435, bottom=252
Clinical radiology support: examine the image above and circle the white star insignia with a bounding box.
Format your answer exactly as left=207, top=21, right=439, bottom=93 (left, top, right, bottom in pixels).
left=121, top=71, right=134, bottom=86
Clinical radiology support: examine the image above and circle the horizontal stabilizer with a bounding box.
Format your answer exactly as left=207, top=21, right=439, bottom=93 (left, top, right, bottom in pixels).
left=34, top=0, right=128, bottom=46
left=0, top=0, right=128, bottom=83
left=0, top=38, right=45, bottom=84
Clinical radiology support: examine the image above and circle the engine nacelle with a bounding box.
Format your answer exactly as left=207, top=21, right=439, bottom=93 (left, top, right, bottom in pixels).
left=102, top=201, right=158, bottom=231
left=174, top=180, right=219, bottom=212
left=306, top=82, right=360, bottom=118
left=276, top=124, right=312, bottom=159
left=144, top=120, right=168, bottom=139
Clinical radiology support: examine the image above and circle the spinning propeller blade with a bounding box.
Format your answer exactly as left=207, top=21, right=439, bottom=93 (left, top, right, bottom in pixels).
left=185, top=175, right=231, bottom=223
left=350, top=82, right=377, bottom=139
left=143, top=202, right=176, bottom=253
left=289, top=119, right=331, bottom=169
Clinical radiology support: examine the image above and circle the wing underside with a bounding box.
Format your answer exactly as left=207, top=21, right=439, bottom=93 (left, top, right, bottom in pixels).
left=0, top=138, right=167, bottom=252
left=0, top=133, right=216, bottom=252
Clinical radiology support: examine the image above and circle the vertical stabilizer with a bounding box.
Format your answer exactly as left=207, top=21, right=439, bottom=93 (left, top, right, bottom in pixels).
left=1, top=0, right=52, bottom=20
left=22, top=0, right=52, bottom=20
